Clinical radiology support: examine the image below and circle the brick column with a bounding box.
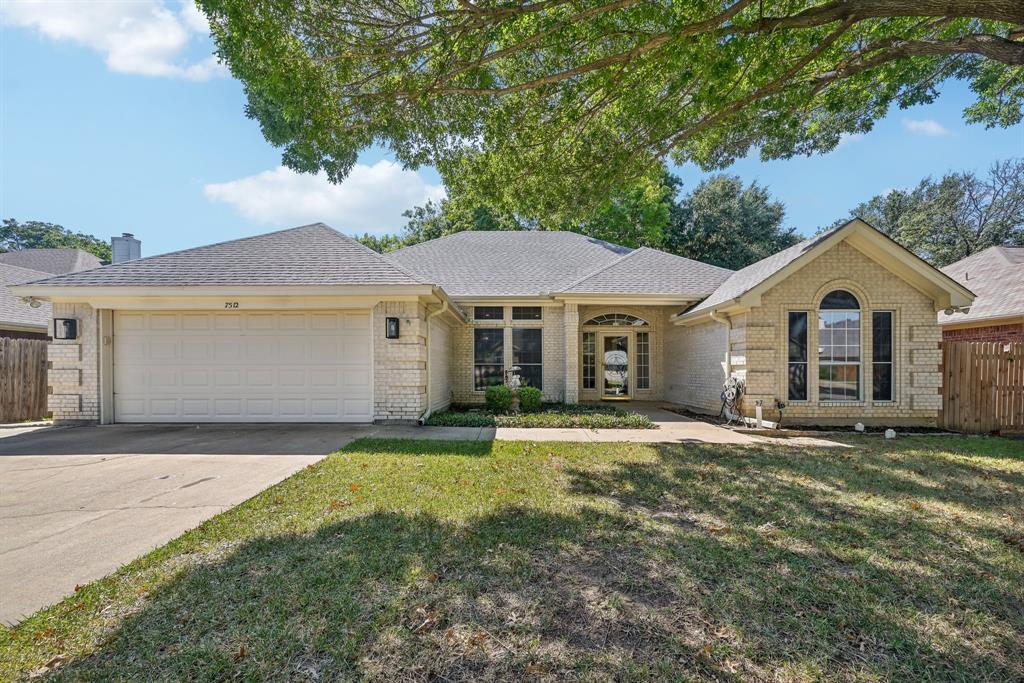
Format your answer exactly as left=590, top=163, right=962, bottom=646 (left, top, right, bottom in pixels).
left=563, top=303, right=579, bottom=404
left=48, top=303, right=100, bottom=423
left=373, top=301, right=428, bottom=422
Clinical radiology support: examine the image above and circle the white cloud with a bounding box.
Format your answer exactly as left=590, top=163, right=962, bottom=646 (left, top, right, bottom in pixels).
left=203, top=162, right=447, bottom=234
left=835, top=133, right=863, bottom=149
left=902, top=118, right=950, bottom=136
left=0, top=0, right=225, bottom=80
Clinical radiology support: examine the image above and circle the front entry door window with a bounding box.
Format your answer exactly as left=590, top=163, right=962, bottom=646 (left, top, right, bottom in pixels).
left=602, top=335, right=629, bottom=397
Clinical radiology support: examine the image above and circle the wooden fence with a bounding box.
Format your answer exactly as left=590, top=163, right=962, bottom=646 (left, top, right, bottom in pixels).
left=0, top=337, right=49, bottom=423
left=941, top=342, right=1024, bottom=434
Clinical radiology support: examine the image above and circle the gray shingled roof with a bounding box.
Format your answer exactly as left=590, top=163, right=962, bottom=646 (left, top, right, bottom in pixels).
left=939, top=246, right=1024, bottom=325
left=20, top=224, right=425, bottom=287
left=683, top=227, right=839, bottom=316
left=561, top=247, right=733, bottom=297
left=0, top=248, right=102, bottom=274
left=1, top=263, right=51, bottom=330
left=389, top=231, right=632, bottom=296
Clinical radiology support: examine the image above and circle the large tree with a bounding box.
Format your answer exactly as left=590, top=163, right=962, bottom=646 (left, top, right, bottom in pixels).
left=666, top=175, right=799, bottom=269
left=359, top=171, right=674, bottom=251
left=201, top=0, right=1024, bottom=219
left=1, top=219, right=111, bottom=261
left=834, top=157, right=1024, bottom=265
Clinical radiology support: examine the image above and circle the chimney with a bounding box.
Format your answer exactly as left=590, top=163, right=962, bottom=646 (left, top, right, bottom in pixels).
left=111, top=233, right=141, bottom=263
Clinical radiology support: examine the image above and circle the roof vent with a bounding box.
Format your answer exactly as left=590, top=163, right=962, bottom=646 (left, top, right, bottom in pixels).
left=111, top=233, right=141, bottom=263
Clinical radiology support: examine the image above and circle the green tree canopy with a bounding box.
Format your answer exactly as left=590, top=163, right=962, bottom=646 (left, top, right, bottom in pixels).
left=201, top=0, right=1024, bottom=219
left=361, top=169, right=797, bottom=271
left=359, top=171, right=674, bottom=251
left=666, top=175, right=799, bottom=269
left=832, top=157, right=1023, bottom=265
left=1, top=219, right=112, bottom=261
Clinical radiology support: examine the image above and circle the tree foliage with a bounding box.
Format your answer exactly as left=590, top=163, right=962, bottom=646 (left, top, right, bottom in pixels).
left=200, top=0, right=1024, bottom=219
left=359, top=171, right=674, bottom=251
left=0, top=219, right=112, bottom=261
left=361, top=170, right=797, bottom=271
left=666, top=175, right=800, bottom=269
left=833, top=157, right=1024, bottom=265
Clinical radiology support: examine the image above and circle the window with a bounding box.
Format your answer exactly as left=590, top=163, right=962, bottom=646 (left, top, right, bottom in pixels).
left=872, top=311, right=893, bottom=401
left=818, top=290, right=861, bottom=401
left=582, top=332, right=596, bottom=389
left=636, top=332, right=650, bottom=389
left=583, top=313, right=649, bottom=327
left=788, top=311, right=808, bottom=400
left=513, top=328, right=542, bottom=390
left=474, top=328, right=504, bottom=390
left=474, top=306, right=503, bottom=321
left=512, top=306, right=542, bottom=320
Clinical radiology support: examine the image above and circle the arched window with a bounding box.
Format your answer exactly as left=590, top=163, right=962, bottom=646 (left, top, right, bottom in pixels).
left=818, top=290, right=861, bottom=401
left=583, top=313, right=649, bottom=327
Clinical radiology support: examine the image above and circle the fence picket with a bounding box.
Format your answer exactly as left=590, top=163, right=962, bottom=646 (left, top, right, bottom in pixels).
left=0, top=338, right=49, bottom=422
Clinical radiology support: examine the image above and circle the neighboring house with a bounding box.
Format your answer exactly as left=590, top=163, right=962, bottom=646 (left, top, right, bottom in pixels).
left=938, top=246, right=1024, bottom=343
left=1, top=248, right=104, bottom=339
left=0, top=248, right=103, bottom=275
left=0, top=263, right=53, bottom=339
left=11, top=219, right=972, bottom=427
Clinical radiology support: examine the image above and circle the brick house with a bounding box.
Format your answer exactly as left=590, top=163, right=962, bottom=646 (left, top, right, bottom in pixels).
left=10, top=219, right=972, bottom=427
left=939, top=246, right=1024, bottom=343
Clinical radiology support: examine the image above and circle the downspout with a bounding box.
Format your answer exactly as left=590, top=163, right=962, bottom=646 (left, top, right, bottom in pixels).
left=709, top=310, right=732, bottom=378
left=710, top=310, right=736, bottom=420
left=418, top=298, right=450, bottom=425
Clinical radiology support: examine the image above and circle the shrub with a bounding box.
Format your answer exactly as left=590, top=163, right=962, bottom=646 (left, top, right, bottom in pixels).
left=424, top=411, right=495, bottom=427
left=484, top=385, right=514, bottom=414
left=518, top=386, right=542, bottom=412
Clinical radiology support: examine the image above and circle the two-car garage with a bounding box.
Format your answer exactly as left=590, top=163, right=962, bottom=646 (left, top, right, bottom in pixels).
left=112, top=310, right=373, bottom=422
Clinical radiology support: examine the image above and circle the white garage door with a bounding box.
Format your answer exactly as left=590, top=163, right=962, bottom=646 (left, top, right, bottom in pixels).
left=113, top=310, right=373, bottom=422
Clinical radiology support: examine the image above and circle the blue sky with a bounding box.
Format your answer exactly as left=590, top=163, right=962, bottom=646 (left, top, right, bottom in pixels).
left=1, top=1, right=1021, bottom=258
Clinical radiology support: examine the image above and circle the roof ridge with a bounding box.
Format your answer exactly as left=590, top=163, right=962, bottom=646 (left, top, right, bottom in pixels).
left=555, top=248, right=641, bottom=292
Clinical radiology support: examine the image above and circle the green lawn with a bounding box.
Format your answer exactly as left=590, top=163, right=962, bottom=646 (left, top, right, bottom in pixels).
left=3, top=436, right=1023, bottom=681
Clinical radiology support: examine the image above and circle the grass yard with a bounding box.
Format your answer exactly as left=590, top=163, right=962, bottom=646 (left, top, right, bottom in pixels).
left=2, top=436, right=1023, bottom=681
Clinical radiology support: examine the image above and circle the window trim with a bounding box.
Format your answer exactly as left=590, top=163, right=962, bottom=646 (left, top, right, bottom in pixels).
left=511, top=306, right=543, bottom=321
left=787, top=310, right=809, bottom=401
left=872, top=310, right=894, bottom=402
left=473, top=305, right=504, bottom=321
left=636, top=331, right=650, bottom=390
left=473, top=327, right=505, bottom=391
left=817, top=290, right=862, bottom=403
left=512, top=327, right=543, bottom=390
left=582, top=331, right=597, bottom=390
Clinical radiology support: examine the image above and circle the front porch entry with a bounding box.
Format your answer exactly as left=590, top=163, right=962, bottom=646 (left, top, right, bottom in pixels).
left=580, top=313, right=652, bottom=402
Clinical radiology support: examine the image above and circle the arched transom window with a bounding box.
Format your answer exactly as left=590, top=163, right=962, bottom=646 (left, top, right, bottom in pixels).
left=818, top=289, right=861, bottom=401
left=583, top=313, right=649, bottom=327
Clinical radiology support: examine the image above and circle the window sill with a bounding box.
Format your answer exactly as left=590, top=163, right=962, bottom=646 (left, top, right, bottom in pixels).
left=818, top=401, right=865, bottom=407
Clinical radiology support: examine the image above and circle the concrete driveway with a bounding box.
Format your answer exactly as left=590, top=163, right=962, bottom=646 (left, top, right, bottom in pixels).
left=0, top=424, right=371, bottom=625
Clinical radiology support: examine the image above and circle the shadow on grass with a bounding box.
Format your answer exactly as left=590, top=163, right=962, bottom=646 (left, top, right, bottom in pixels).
left=27, top=439, right=1024, bottom=681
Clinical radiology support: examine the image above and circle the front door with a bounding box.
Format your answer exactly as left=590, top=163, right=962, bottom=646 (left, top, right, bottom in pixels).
left=601, top=334, right=629, bottom=399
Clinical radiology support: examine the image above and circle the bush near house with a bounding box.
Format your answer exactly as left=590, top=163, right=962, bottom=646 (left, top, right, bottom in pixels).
left=484, top=385, right=514, bottom=414
left=518, top=387, right=543, bottom=412
left=426, top=403, right=655, bottom=429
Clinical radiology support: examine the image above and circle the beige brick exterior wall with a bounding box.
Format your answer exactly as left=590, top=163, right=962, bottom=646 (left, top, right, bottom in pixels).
left=373, top=301, right=429, bottom=422
left=428, top=315, right=453, bottom=413
left=734, top=240, right=942, bottom=426
left=664, top=318, right=727, bottom=414
left=450, top=304, right=565, bottom=404
left=48, top=302, right=101, bottom=422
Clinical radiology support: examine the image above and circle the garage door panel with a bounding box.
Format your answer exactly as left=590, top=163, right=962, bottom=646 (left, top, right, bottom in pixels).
left=113, top=310, right=373, bottom=422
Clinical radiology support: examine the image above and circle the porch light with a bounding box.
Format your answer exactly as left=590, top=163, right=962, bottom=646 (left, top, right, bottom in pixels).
left=385, top=317, right=400, bottom=339
left=53, top=318, right=78, bottom=340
